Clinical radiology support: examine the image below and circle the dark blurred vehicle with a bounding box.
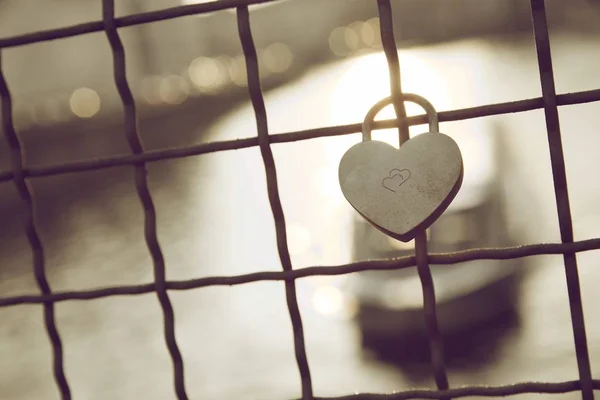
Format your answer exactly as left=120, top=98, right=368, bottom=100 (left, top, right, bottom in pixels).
left=345, top=123, right=528, bottom=359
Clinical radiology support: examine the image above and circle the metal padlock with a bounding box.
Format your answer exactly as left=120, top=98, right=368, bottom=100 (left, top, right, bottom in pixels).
left=338, top=93, right=463, bottom=242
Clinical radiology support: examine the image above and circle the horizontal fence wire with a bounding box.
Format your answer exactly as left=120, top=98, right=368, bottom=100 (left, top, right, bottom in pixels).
left=2, top=238, right=600, bottom=307
left=1, top=89, right=600, bottom=183
left=0, top=0, right=598, bottom=399
left=312, top=379, right=600, bottom=400
left=0, top=0, right=281, bottom=49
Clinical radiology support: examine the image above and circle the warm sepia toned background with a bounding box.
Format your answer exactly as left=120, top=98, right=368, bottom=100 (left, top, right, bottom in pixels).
left=2, top=0, right=600, bottom=399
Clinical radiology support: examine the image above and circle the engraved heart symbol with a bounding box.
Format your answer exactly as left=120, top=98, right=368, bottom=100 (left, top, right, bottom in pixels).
left=338, top=132, right=463, bottom=242
left=382, top=168, right=411, bottom=193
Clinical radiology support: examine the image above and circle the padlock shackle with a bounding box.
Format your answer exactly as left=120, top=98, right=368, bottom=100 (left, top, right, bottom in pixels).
left=362, top=94, right=439, bottom=142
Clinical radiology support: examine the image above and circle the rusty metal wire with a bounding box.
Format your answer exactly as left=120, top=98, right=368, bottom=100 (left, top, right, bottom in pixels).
left=377, top=0, right=450, bottom=396
left=530, top=1, right=594, bottom=399
left=1, top=89, right=600, bottom=183
left=312, top=379, right=600, bottom=400
left=236, top=5, right=313, bottom=398
left=0, top=0, right=598, bottom=399
left=1, top=237, right=599, bottom=308
left=0, top=0, right=278, bottom=49
left=0, top=53, right=73, bottom=399
left=102, top=0, right=189, bottom=398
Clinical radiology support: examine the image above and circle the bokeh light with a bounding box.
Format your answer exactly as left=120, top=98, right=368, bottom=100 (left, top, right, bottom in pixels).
left=256, top=49, right=272, bottom=80
left=360, top=20, right=375, bottom=47
left=329, top=26, right=353, bottom=57
left=188, top=56, right=228, bottom=93
left=140, top=76, right=163, bottom=105
left=229, top=55, right=248, bottom=87
left=216, top=55, right=233, bottom=74
left=329, top=19, right=382, bottom=57
left=158, top=75, right=189, bottom=105
left=344, top=25, right=360, bottom=51
left=366, top=18, right=382, bottom=48
left=69, top=87, right=101, bottom=118
left=262, top=43, right=293, bottom=74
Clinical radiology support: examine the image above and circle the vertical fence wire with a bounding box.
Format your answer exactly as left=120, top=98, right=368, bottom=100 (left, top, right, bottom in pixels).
left=376, top=0, right=450, bottom=395
left=529, top=1, right=594, bottom=399
left=236, top=5, right=314, bottom=399
left=415, top=232, right=450, bottom=395
left=377, top=0, right=410, bottom=145
left=0, top=54, right=72, bottom=399
left=101, top=1, right=189, bottom=398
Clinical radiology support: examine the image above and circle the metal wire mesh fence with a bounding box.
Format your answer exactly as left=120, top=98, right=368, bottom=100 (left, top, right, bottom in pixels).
left=0, top=0, right=599, bottom=399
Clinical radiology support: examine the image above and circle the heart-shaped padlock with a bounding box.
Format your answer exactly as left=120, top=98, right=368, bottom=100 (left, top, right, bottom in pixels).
left=338, top=94, right=463, bottom=242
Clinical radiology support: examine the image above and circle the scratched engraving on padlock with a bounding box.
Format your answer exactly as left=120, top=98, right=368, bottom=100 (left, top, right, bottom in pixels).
left=338, top=94, right=463, bottom=242
left=382, top=168, right=411, bottom=193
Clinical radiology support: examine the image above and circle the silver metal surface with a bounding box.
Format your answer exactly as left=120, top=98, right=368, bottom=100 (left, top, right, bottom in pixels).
left=338, top=95, right=463, bottom=242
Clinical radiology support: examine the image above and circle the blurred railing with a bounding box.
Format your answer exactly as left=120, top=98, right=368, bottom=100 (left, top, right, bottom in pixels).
left=0, top=0, right=583, bottom=130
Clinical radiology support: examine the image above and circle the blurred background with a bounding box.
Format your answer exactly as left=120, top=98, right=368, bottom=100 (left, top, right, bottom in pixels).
left=2, top=0, right=600, bottom=398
